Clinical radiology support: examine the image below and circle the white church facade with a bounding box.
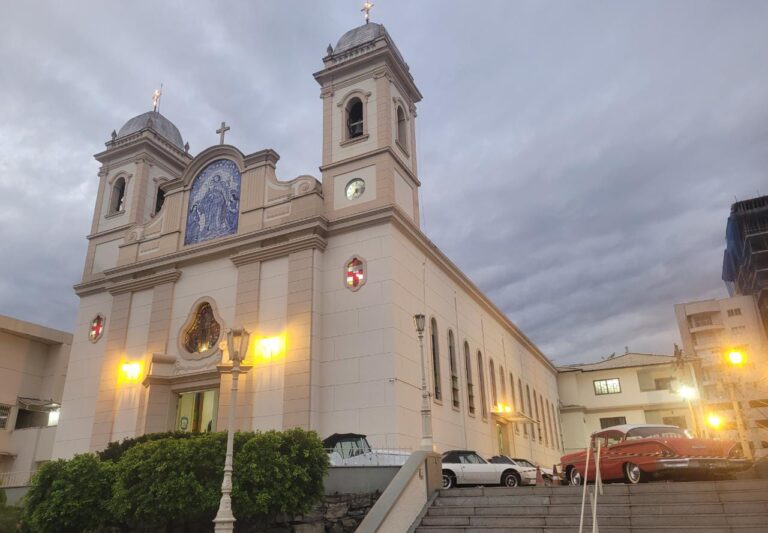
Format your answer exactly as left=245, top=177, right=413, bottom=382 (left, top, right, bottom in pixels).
left=53, top=22, right=563, bottom=468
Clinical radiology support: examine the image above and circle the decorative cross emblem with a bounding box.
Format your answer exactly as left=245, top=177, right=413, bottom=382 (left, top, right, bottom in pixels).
left=346, top=257, right=366, bottom=290
left=216, top=121, right=230, bottom=145
left=89, top=315, right=104, bottom=342
left=361, top=1, right=374, bottom=24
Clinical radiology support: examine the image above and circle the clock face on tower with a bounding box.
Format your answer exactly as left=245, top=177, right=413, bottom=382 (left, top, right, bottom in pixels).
left=345, top=178, right=366, bottom=200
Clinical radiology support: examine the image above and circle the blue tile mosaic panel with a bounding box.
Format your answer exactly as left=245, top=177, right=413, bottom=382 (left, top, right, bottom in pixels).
left=184, top=159, right=240, bottom=245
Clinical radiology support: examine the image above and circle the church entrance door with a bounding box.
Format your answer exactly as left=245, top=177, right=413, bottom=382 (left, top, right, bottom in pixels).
left=176, top=389, right=218, bottom=433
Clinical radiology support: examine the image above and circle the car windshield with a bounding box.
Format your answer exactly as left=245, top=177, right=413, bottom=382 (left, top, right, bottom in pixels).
left=513, top=459, right=535, bottom=468
left=625, top=426, right=689, bottom=440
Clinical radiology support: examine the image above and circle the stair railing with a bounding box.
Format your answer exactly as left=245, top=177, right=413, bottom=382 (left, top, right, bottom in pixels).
left=578, top=436, right=603, bottom=533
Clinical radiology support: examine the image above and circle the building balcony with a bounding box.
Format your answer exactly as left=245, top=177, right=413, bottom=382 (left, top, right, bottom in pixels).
left=689, top=323, right=725, bottom=334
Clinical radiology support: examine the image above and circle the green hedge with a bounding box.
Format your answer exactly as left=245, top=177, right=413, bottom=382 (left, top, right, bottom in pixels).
left=20, top=429, right=328, bottom=532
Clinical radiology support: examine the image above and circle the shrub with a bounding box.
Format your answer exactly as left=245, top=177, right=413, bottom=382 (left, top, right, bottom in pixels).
left=110, top=432, right=226, bottom=530
left=98, top=431, right=196, bottom=462
left=233, top=428, right=328, bottom=525
left=0, top=489, right=22, bottom=533
left=22, top=454, right=114, bottom=533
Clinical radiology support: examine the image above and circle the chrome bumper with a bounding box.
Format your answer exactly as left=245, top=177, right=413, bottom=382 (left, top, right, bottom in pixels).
left=656, top=458, right=751, bottom=471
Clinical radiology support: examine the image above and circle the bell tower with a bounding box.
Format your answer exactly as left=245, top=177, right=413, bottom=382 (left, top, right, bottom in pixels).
left=314, top=22, right=422, bottom=225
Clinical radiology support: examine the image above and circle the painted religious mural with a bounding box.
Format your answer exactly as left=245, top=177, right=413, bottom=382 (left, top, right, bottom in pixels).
left=184, top=159, right=241, bottom=245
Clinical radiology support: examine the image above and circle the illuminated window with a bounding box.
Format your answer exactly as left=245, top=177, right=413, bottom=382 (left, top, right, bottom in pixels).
left=448, top=330, right=459, bottom=408
left=464, top=341, right=475, bottom=415
left=593, top=378, right=621, bottom=395
left=430, top=318, right=442, bottom=401
left=176, top=390, right=218, bottom=433
left=183, top=302, right=221, bottom=354
left=345, top=256, right=366, bottom=291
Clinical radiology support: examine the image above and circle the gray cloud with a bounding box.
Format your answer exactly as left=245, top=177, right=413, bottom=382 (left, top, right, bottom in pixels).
left=1, top=1, right=767, bottom=364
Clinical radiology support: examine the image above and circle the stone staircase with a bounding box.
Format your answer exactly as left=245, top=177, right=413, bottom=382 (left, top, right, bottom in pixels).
left=414, top=478, right=768, bottom=533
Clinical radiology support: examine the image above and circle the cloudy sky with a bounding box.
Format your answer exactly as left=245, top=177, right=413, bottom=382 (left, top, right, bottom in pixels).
left=1, top=1, right=767, bottom=365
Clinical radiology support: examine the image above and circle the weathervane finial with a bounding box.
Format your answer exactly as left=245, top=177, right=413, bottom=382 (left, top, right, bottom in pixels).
left=361, top=1, right=374, bottom=24
left=152, top=84, right=163, bottom=112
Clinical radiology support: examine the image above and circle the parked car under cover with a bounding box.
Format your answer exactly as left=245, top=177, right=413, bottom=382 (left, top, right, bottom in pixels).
left=490, top=455, right=555, bottom=485
left=323, top=433, right=409, bottom=466
left=441, top=450, right=537, bottom=489
left=559, top=424, right=751, bottom=485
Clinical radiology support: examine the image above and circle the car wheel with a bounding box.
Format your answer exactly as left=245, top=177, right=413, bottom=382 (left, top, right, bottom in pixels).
left=568, top=467, right=583, bottom=486
left=442, top=470, right=456, bottom=489
left=502, top=471, right=521, bottom=487
left=624, top=462, right=644, bottom=484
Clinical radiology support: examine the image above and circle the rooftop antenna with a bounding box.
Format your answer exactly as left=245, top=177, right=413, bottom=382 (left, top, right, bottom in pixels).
left=361, top=1, right=374, bottom=24
left=152, top=83, right=163, bottom=113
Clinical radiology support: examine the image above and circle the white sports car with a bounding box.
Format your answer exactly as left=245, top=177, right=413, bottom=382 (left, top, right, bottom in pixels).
left=490, top=455, right=555, bottom=485
left=441, top=450, right=537, bottom=489
left=323, top=433, right=410, bottom=466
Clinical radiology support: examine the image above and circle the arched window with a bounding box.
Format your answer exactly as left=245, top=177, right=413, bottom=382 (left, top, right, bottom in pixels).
left=546, top=399, right=555, bottom=448
left=110, top=177, right=126, bottom=214
left=448, top=330, right=459, bottom=408
left=540, top=395, right=549, bottom=446
left=489, top=358, right=498, bottom=408
left=533, top=389, right=542, bottom=443
left=499, top=368, right=506, bottom=405
left=477, top=351, right=488, bottom=419
left=153, top=187, right=166, bottom=215
left=346, top=98, right=364, bottom=139
left=396, top=105, right=407, bottom=146
left=464, top=341, right=475, bottom=415
left=429, top=318, right=442, bottom=401
left=550, top=402, right=561, bottom=450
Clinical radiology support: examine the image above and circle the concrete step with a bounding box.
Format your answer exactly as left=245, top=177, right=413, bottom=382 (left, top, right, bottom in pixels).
left=438, top=478, right=768, bottom=498
left=416, top=526, right=766, bottom=533
left=420, top=513, right=768, bottom=528
left=429, top=501, right=768, bottom=515
left=433, top=490, right=761, bottom=506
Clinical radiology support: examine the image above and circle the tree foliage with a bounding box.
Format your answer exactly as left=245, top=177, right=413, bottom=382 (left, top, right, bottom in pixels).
left=22, top=454, right=114, bottom=533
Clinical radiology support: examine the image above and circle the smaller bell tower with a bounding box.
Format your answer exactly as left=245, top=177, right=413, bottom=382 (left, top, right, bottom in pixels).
left=314, top=22, right=422, bottom=225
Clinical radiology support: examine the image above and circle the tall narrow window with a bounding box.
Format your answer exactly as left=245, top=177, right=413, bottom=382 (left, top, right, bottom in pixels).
left=110, top=177, right=126, bottom=214
left=489, top=358, right=498, bottom=408
left=464, top=341, right=475, bottom=415
left=510, top=373, right=519, bottom=434
left=550, top=402, right=561, bottom=450
left=533, top=390, right=542, bottom=443
left=499, top=369, right=506, bottom=406
left=540, top=395, right=549, bottom=447
left=477, top=351, right=488, bottom=419
left=396, top=105, right=407, bottom=146
left=520, top=378, right=527, bottom=436
left=526, top=385, right=533, bottom=439
left=546, top=399, right=555, bottom=448
left=429, top=318, right=442, bottom=401
left=448, top=330, right=459, bottom=408
left=154, top=187, right=166, bottom=215
left=346, top=98, right=364, bottom=139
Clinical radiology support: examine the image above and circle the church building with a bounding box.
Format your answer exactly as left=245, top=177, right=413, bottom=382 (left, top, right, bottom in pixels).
left=52, top=20, right=562, bottom=468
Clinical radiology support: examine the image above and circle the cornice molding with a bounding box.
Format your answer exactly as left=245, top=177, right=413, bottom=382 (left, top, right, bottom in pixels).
left=231, top=234, right=327, bottom=267
left=319, top=146, right=421, bottom=186
left=107, top=269, right=182, bottom=295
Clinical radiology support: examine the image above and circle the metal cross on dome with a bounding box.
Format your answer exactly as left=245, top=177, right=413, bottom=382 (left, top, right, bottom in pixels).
left=361, top=1, right=374, bottom=24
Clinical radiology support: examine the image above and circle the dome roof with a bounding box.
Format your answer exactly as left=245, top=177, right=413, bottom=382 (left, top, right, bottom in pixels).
left=116, top=111, right=184, bottom=149
left=333, top=22, right=384, bottom=55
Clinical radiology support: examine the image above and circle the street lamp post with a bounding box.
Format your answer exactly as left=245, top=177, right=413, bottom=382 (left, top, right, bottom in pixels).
left=213, top=328, right=252, bottom=532
left=414, top=314, right=433, bottom=451
left=677, top=385, right=701, bottom=437
left=723, top=350, right=753, bottom=461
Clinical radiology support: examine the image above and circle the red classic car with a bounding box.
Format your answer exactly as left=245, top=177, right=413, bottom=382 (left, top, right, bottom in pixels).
left=560, top=424, right=750, bottom=485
